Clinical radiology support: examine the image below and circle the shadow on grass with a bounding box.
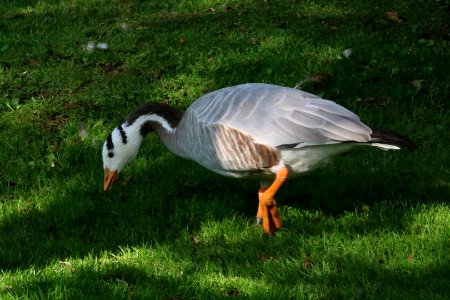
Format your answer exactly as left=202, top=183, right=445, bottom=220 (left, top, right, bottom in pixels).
left=1, top=141, right=448, bottom=270
left=5, top=230, right=450, bottom=298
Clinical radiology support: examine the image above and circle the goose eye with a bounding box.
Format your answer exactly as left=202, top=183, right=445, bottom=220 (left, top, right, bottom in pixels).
left=108, top=152, right=114, bottom=158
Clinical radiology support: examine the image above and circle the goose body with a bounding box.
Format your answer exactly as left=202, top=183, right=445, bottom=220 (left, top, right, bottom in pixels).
left=103, top=83, right=415, bottom=234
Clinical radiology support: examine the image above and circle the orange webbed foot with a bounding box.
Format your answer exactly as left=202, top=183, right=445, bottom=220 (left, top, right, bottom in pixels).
left=258, top=192, right=282, bottom=235
left=256, top=167, right=288, bottom=235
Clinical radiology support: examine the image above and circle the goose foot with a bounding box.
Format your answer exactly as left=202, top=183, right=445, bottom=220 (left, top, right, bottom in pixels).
left=257, top=195, right=282, bottom=235
left=256, top=166, right=288, bottom=235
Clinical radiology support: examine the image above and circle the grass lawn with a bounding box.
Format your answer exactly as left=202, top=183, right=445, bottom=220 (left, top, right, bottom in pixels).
left=1, top=0, right=449, bottom=299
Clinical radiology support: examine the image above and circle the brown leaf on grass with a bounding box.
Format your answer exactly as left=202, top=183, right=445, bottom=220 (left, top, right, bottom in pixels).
left=259, top=252, right=273, bottom=261
left=227, top=288, right=240, bottom=297
left=308, top=72, right=329, bottom=84
left=303, top=255, right=314, bottom=269
left=191, top=236, right=201, bottom=245
left=248, top=37, right=258, bottom=45
left=411, top=79, right=426, bottom=89
left=355, top=96, right=390, bottom=108
left=41, top=115, right=68, bottom=133
left=101, top=62, right=125, bottom=74
left=385, top=11, right=404, bottom=23
left=25, top=59, right=40, bottom=66
left=407, top=254, right=414, bottom=263
left=294, top=72, right=330, bottom=89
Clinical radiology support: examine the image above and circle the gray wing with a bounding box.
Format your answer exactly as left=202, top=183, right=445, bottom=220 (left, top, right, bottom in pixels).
left=188, top=83, right=372, bottom=148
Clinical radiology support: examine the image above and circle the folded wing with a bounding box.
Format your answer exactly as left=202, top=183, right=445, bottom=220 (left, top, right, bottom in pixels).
left=190, top=83, right=372, bottom=148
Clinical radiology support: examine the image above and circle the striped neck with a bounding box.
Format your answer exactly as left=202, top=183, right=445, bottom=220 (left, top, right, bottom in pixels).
left=125, top=103, right=183, bottom=137
left=107, top=103, right=184, bottom=159
left=123, top=103, right=187, bottom=159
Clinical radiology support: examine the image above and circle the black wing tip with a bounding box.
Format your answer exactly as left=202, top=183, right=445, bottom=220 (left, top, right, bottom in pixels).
left=370, top=127, right=417, bottom=151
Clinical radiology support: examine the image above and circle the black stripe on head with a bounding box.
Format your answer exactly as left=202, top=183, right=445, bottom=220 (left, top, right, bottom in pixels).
left=106, top=133, right=114, bottom=150
left=118, top=125, right=128, bottom=144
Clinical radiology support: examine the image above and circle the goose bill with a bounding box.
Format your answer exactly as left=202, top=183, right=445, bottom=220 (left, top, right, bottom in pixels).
left=104, top=168, right=118, bottom=191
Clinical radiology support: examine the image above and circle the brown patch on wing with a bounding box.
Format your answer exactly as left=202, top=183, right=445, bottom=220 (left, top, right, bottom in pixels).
left=215, top=125, right=279, bottom=170
left=253, top=142, right=279, bottom=168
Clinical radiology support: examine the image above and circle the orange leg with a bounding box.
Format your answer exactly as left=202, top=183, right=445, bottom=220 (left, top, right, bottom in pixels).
left=256, top=167, right=289, bottom=235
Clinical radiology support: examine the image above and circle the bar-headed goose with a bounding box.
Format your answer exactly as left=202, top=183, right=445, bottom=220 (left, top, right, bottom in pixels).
left=102, top=83, right=415, bottom=235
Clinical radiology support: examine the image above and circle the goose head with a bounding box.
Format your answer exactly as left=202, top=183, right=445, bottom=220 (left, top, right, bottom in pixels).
left=102, top=103, right=183, bottom=191
left=102, top=124, right=143, bottom=191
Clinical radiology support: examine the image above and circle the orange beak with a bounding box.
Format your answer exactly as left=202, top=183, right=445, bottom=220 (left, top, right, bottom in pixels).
left=104, top=168, right=119, bottom=191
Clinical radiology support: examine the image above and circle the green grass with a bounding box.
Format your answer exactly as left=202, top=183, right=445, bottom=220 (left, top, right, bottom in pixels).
left=1, top=0, right=449, bottom=299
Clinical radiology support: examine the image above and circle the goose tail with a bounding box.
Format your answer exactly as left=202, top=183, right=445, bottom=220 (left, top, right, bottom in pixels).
left=370, top=128, right=417, bottom=150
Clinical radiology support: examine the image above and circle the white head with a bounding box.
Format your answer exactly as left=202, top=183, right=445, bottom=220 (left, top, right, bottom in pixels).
left=102, top=103, right=182, bottom=191
left=102, top=124, right=142, bottom=191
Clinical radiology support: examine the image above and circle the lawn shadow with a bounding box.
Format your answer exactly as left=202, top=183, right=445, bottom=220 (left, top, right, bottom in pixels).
left=7, top=238, right=450, bottom=298
left=1, top=138, right=448, bottom=271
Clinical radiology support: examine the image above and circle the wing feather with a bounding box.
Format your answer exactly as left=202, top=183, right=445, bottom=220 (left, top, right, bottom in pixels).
left=187, top=83, right=372, bottom=148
